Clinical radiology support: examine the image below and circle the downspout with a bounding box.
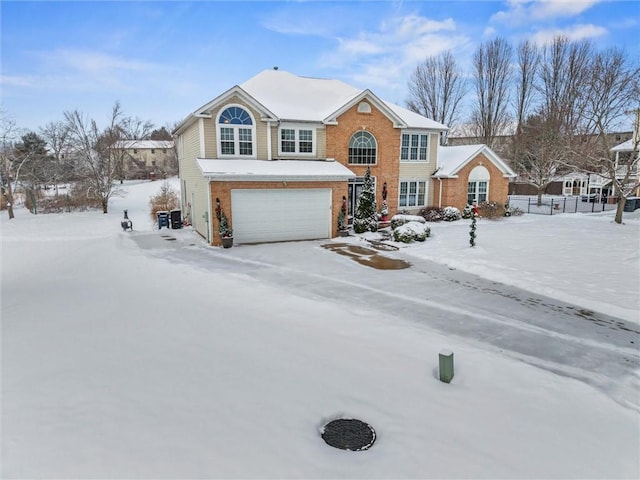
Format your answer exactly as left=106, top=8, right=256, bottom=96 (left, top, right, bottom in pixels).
left=438, top=178, right=443, bottom=208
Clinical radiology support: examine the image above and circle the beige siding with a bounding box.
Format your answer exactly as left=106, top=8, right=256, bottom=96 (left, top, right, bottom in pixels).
left=428, top=132, right=439, bottom=163
left=207, top=95, right=268, bottom=159
left=271, top=124, right=327, bottom=159
left=178, top=121, right=210, bottom=240
left=316, top=127, right=326, bottom=158
left=270, top=125, right=278, bottom=159
left=203, top=118, right=216, bottom=158
left=399, top=163, right=432, bottom=178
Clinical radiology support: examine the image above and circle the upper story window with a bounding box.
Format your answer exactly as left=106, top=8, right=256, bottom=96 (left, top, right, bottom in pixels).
left=217, top=105, right=255, bottom=158
left=401, top=132, right=429, bottom=162
left=348, top=131, right=377, bottom=165
left=279, top=125, right=315, bottom=155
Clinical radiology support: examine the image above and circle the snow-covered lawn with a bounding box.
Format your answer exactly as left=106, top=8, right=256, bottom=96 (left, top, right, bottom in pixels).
left=1, top=179, right=638, bottom=478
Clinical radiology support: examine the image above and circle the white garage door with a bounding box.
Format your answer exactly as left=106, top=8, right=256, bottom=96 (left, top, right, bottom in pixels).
left=231, top=189, right=332, bottom=244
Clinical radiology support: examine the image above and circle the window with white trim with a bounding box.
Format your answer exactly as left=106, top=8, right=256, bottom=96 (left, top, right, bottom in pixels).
left=217, top=105, right=255, bottom=157
left=278, top=126, right=315, bottom=155
left=400, top=132, right=429, bottom=162
left=348, top=131, right=377, bottom=164
left=399, top=180, right=426, bottom=207
left=467, top=166, right=490, bottom=204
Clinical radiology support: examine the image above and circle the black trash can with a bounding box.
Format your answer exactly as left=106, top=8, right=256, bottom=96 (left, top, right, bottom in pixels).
left=623, top=197, right=639, bottom=212
left=157, top=211, right=170, bottom=229
left=170, top=209, right=182, bottom=229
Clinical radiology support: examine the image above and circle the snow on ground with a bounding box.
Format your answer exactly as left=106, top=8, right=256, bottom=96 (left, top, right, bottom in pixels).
left=1, top=178, right=639, bottom=478
left=401, top=209, right=640, bottom=324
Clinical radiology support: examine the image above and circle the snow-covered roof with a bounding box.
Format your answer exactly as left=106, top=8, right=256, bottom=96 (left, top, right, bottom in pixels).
left=434, top=144, right=516, bottom=178
left=611, top=138, right=638, bottom=152
left=196, top=158, right=356, bottom=182
left=116, top=140, right=174, bottom=150
left=177, top=70, right=448, bottom=132
left=240, top=70, right=362, bottom=123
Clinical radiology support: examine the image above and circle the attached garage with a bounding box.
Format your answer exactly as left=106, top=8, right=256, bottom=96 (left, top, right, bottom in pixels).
left=231, top=188, right=331, bottom=244
left=196, top=158, right=355, bottom=246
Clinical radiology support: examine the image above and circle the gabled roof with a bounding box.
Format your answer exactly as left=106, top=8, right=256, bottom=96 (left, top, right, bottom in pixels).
left=174, top=69, right=449, bottom=134
left=433, top=144, right=516, bottom=178
left=611, top=138, right=638, bottom=153
left=196, top=158, right=356, bottom=182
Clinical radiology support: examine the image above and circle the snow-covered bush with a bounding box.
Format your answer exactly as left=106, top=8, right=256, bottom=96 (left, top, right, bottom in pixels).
left=443, top=206, right=461, bottom=221
left=390, top=214, right=426, bottom=230
left=462, top=205, right=474, bottom=219
left=393, top=221, right=430, bottom=243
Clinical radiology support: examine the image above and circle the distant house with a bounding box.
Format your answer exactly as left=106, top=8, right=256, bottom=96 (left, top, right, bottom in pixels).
left=174, top=69, right=516, bottom=246
left=115, top=140, right=176, bottom=179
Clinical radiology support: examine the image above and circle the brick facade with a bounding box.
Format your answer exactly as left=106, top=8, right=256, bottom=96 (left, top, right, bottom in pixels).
left=438, top=153, right=511, bottom=210
left=326, top=100, right=400, bottom=217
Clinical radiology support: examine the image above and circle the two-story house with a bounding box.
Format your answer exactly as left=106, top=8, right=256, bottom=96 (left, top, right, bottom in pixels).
left=115, top=140, right=176, bottom=179
left=174, top=69, right=514, bottom=246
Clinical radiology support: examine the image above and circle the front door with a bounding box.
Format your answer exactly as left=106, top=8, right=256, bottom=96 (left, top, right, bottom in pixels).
left=348, top=177, right=365, bottom=222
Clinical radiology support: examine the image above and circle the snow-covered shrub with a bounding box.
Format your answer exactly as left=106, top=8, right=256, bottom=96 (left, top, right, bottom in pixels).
left=419, top=206, right=444, bottom=222
left=393, top=221, right=431, bottom=243
left=390, top=214, right=426, bottom=230
left=461, top=205, right=474, bottom=219
left=442, top=206, right=461, bottom=221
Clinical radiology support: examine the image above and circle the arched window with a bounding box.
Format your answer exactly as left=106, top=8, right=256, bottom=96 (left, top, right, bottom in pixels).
left=467, top=166, right=490, bottom=205
left=217, top=105, right=255, bottom=157
left=348, top=131, right=377, bottom=164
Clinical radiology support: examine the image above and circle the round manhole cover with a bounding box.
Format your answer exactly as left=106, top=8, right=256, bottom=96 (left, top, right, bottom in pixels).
left=321, top=418, right=376, bottom=451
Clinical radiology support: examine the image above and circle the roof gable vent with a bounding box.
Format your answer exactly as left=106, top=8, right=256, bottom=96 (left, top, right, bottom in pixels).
left=357, top=101, right=372, bottom=114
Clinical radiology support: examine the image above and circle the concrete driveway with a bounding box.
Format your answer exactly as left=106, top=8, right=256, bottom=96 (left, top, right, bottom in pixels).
left=128, top=228, right=640, bottom=410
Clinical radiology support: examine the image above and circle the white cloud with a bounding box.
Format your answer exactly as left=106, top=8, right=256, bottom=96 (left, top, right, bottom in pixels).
left=0, top=75, right=38, bottom=88
left=530, top=23, right=608, bottom=44
left=317, top=13, right=468, bottom=96
left=492, top=0, right=602, bottom=24
left=47, top=49, right=156, bottom=73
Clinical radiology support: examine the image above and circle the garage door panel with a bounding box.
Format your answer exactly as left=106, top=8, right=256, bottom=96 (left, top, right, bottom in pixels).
left=231, top=189, right=331, bottom=244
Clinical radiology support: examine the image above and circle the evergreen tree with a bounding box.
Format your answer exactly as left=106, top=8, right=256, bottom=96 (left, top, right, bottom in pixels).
left=469, top=214, right=477, bottom=247
left=353, top=166, right=378, bottom=233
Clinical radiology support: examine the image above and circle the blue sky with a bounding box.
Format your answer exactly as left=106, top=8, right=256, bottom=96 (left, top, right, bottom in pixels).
left=1, top=0, right=639, bottom=132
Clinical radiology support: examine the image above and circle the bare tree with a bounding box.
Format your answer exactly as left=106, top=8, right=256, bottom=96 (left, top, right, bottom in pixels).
left=538, top=37, right=593, bottom=137
left=515, top=113, right=571, bottom=205
left=470, top=37, right=513, bottom=148
left=570, top=48, right=640, bottom=223
left=64, top=101, right=140, bottom=213
left=0, top=112, right=24, bottom=219
left=407, top=51, right=467, bottom=145
left=510, top=40, right=540, bottom=177
left=40, top=121, right=72, bottom=194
